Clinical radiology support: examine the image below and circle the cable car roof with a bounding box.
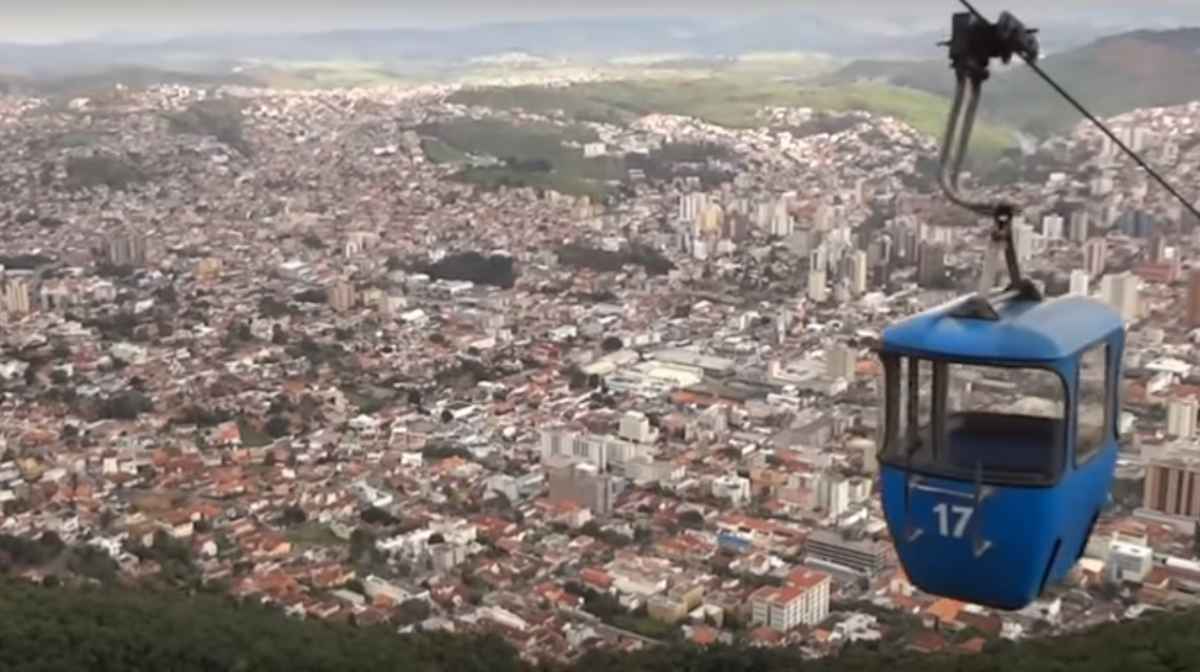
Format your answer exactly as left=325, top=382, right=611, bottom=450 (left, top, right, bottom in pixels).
left=881, top=295, right=1123, bottom=363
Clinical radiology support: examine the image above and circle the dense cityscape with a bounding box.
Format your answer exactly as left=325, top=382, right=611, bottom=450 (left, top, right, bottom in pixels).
left=2, top=62, right=1200, bottom=667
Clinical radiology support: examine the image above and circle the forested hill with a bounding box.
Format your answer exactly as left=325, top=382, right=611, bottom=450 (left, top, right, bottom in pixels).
left=0, top=578, right=1198, bottom=671
left=831, top=27, right=1200, bottom=137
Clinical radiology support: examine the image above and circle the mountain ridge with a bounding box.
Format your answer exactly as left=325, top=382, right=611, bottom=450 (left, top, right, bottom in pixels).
left=0, top=14, right=1149, bottom=76
left=830, top=26, right=1200, bottom=135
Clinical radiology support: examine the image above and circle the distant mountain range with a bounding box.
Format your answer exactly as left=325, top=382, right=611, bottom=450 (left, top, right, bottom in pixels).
left=0, top=13, right=1146, bottom=78
left=831, top=28, right=1200, bottom=135
left=4, top=16, right=1200, bottom=142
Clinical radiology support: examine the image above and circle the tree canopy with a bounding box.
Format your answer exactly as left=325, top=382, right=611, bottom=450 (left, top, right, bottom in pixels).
left=0, top=577, right=1198, bottom=672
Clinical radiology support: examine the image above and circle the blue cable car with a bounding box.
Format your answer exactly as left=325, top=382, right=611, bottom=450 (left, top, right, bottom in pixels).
left=875, top=6, right=1131, bottom=609
left=878, top=295, right=1125, bottom=610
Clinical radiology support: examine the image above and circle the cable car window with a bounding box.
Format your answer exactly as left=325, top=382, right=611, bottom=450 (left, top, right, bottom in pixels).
left=882, top=357, right=933, bottom=461
left=1077, top=344, right=1109, bottom=465
left=942, top=363, right=1065, bottom=483
left=881, top=354, right=1067, bottom=485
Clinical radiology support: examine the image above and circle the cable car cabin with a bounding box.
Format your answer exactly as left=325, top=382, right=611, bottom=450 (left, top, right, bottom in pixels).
left=878, top=293, right=1124, bottom=610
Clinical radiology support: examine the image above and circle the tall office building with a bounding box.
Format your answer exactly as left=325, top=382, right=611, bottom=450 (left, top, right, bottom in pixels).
left=699, top=203, right=724, bottom=240
left=1085, top=239, right=1107, bottom=277
left=849, top=250, right=869, bottom=295
left=817, top=474, right=850, bottom=518
left=618, top=411, right=652, bottom=444
left=810, top=246, right=828, bottom=274
left=1042, top=214, right=1064, bottom=240
left=1118, top=209, right=1155, bottom=238
left=826, top=345, right=857, bottom=382
left=1168, top=399, right=1199, bottom=439
left=1147, top=235, right=1167, bottom=264
left=1013, top=223, right=1035, bottom=262
left=541, top=428, right=610, bottom=473
left=679, top=193, right=707, bottom=224
left=867, top=236, right=892, bottom=268
left=769, top=203, right=794, bottom=237
left=329, top=281, right=357, bottom=313
left=3, top=276, right=32, bottom=316
left=917, top=243, right=946, bottom=287
left=545, top=454, right=617, bottom=515
left=807, top=269, right=828, bottom=303
left=105, top=230, right=148, bottom=267
left=1100, top=272, right=1141, bottom=323
left=1069, top=211, right=1090, bottom=243
left=755, top=201, right=774, bottom=231
left=1187, top=269, right=1200, bottom=328
left=1069, top=269, right=1090, bottom=297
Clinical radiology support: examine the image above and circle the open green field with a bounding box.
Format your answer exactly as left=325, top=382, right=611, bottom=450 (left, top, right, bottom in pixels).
left=285, top=522, right=344, bottom=548
left=450, top=78, right=1016, bottom=157
left=418, top=117, right=625, bottom=198
left=240, top=60, right=415, bottom=89
left=418, top=116, right=734, bottom=198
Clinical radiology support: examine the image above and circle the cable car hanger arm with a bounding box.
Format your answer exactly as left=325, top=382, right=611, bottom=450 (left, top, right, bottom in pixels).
left=943, top=0, right=1200, bottom=226
left=936, top=5, right=1041, bottom=305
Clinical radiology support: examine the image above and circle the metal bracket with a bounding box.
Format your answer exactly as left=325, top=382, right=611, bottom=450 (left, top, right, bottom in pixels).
left=970, top=461, right=994, bottom=558
left=903, top=450, right=923, bottom=543
left=950, top=207, right=1044, bottom=320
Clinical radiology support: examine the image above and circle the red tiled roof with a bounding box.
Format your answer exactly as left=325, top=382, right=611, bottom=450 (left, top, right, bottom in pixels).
left=787, top=568, right=830, bottom=590
left=691, top=625, right=719, bottom=646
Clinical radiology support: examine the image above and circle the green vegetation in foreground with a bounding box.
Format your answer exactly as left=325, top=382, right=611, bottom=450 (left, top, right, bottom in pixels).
left=449, top=78, right=1016, bottom=158
left=0, top=579, right=516, bottom=672
left=2, top=579, right=1200, bottom=671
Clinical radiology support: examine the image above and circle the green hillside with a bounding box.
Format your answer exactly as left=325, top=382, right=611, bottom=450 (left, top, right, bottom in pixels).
left=418, top=117, right=622, bottom=198
left=418, top=117, right=734, bottom=198
left=1, top=578, right=1199, bottom=671
left=449, top=78, right=1016, bottom=157
left=0, top=579, right=519, bottom=672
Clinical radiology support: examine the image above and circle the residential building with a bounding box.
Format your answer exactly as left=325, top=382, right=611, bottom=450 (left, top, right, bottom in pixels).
left=1167, top=399, right=1198, bottom=439
left=546, top=455, right=618, bottom=516
left=3, top=276, right=32, bottom=316
left=750, top=569, right=831, bottom=632
left=619, top=411, right=653, bottom=444
left=849, top=250, right=869, bottom=295
left=916, top=242, right=946, bottom=287
left=105, top=229, right=148, bottom=267
left=1187, top=269, right=1200, bottom=328
left=711, top=474, right=751, bottom=506
left=826, top=344, right=857, bottom=382
left=1068, top=211, right=1089, bottom=243
left=1099, top=272, right=1140, bottom=323
left=817, top=474, right=850, bottom=518
left=807, top=269, right=828, bottom=303
left=1041, top=214, right=1063, bottom=240
left=1013, top=222, right=1034, bottom=262
left=330, top=281, right=357, bottom=313
left=1143, top=449, right=1200, bottom=519
left=1069, top=269, right=1089, bottom=297
left=1085, top=238, right=1107, bottom=277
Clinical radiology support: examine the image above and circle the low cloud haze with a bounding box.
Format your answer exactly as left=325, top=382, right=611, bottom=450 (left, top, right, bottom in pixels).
left=2, top=0, right=1200, bottom=43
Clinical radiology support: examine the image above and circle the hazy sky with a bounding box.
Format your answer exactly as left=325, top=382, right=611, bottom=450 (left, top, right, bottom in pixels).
left=3, top=0, right=1200, bottom=43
